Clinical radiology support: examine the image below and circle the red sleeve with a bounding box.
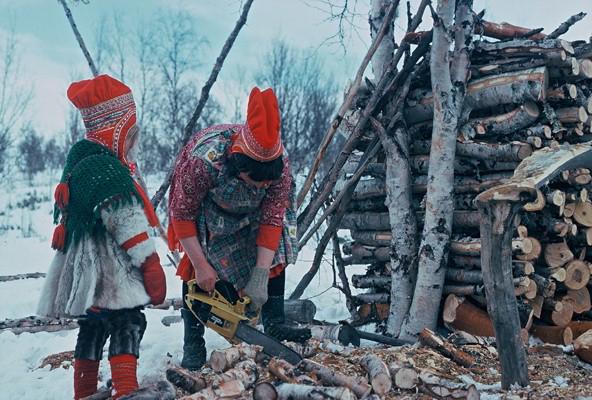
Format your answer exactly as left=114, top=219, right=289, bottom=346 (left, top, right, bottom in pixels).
left=171, top=219, right=198, bottom=239
left=169, top=156, right=212, bottom=222
left=256, top=224, right=283, bottom=251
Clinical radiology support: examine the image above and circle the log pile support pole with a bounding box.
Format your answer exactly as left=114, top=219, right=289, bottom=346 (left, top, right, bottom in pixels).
left=475, top=142, right=592, bottom=388
left=476, top=195, right=529, bottom=388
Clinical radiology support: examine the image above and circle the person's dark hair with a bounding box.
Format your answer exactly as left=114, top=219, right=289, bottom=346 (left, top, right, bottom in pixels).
left=228, top=153, right=284, bottom=182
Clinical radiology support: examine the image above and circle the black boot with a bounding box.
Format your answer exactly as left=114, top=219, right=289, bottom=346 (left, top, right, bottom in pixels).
left=262, top=271, right=311, bottom=342
left=181, top=281, right=207, bottom=371
left=261, top=295, right=312, bottom=342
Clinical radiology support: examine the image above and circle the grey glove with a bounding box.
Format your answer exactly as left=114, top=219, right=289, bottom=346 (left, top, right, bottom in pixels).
left=242, top=266, right=269, bottom=313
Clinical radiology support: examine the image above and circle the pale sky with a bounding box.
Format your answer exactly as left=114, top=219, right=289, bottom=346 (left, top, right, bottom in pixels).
left=1, top=0, right=592, bottom=137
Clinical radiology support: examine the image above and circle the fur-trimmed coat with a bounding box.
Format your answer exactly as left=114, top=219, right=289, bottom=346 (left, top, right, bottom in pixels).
left=37, top=200, right=155, bottom=318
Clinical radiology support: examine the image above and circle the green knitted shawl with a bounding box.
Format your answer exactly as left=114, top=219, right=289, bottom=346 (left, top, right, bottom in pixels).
left=54, top=140, right=142, bottom=251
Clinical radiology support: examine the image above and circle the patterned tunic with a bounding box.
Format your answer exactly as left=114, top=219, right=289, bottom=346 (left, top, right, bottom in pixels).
left=169, top=125, right=298, bottom=289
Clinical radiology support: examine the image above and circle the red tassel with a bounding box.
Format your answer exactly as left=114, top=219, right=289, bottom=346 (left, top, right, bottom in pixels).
left=54, top=183, right=69, bottom=210
left=133, top=181, right=159, bottom=228
left=51, top=223, right=66, bottom=251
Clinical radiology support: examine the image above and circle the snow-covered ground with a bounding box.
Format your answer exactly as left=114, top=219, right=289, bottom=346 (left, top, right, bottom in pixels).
left=0, top=174, right=367, bottom=399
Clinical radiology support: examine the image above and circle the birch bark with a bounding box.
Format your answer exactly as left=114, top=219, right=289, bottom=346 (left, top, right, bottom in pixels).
left=400, top=0, right=474, bottom=340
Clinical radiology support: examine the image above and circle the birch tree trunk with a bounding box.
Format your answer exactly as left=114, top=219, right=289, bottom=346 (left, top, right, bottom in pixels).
left=377, top=123, right=418, bottom=336
left=400, top=0, right=474, bottom=340
left=370, top=0, right=396, bottom=82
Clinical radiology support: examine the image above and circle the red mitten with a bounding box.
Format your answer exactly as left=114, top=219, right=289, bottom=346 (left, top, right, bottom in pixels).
left=140, top=253, right=166, bottom=305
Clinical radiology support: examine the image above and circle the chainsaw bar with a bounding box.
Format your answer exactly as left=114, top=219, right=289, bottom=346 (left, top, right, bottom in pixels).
left=234, top=322, right=303, bottom=366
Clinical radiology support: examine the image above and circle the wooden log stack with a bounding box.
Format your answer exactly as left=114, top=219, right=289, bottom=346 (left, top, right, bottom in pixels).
left=337, top=25, right=592, bottom=343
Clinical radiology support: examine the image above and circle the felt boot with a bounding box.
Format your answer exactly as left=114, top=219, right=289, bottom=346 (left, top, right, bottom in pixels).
left=262, top=270, right=311, bottom=342
left=180, top=308, right=207, bottom=371
left=261, top=295, right=312, bottom=342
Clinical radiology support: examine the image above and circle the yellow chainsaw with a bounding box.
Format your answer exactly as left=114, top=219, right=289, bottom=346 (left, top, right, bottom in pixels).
left=185, top=279, right=303, bottom=365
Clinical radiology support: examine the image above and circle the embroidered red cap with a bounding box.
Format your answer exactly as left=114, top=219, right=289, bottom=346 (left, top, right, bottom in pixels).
left=67, top=74, right=138, bottom=164
left=231, top=87, right=283, bottom=162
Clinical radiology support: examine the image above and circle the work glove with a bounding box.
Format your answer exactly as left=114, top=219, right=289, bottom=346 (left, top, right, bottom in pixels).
left=242, top=266, right=269, bottom=313
left=140, top=253, right=167, bottom=305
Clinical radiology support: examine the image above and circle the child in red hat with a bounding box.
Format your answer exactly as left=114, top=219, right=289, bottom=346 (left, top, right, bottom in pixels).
left=37, top=75, right=166, bottom=399
left=168, top=87, right=310, bottom=370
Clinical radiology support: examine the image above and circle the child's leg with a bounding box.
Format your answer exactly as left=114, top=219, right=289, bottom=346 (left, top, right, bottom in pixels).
left=73, top=317, right=108, bottom=400
left=107, top=308, right=146, bottom=399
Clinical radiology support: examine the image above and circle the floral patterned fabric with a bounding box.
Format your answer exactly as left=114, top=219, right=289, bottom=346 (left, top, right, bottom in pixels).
left=168, top=125, right=298, bottom=289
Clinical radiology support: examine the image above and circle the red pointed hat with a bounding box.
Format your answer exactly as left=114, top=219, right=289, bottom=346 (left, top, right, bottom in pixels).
left=67, top=74, right=137, bottom=164
left=231, top=87, right=283, bottom=162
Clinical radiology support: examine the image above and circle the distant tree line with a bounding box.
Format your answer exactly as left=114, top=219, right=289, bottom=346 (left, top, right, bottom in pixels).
left=2, top=9, right=340, bottom=183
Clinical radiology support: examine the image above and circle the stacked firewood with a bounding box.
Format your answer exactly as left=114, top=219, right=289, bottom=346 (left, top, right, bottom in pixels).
left=337, top=24, right=592, bottom=347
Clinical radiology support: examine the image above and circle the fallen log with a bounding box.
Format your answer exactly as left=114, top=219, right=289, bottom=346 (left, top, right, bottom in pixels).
left=301, top=359, right=372, bottom=399
left=180, top=380, right=244, bottom=400
left=360, top=353, right=392, bottom=396
left=210, top=359, right=258, bottom=388
left=276, top=384, right=356, bottom=400
left=443, top=294, right=494, bottom=337
left=306, top=323, right=360, bottom=346
left=389, top=362, right=419, bottom=389
left=418, top=327, right=474, bottom=368
left=284, top=339, right=354, bottom=358
left=0, top=316, right=78, bottom=335
left=209, top=344, right=262, bottom=373
left=166, top=368, right=207, bottom=394
left=420, top=383, right=480, bottom=400
left=284, top=299, right=317, bottom=324
left=268, top=358, right=297, bottom=383
left=0, top=272, right=46, bottom=282
left=253, top=382, right=278, bottom=400
left=574, top=330, right=592, bottom=364
left=531, top=325, right=573, bottom=345
left=355, top=329, right=414, bottom=346
left=566, top=321, right=592, bottom=340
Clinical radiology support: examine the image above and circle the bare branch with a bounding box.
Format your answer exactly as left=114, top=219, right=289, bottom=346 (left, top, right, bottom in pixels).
left=297, top=0, right=400, bottom=209
left=547, top=12, right=587, bottom=39
left=57, top=0, right=99, bottom=77
left=151, top=0, right=255, bottom=209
